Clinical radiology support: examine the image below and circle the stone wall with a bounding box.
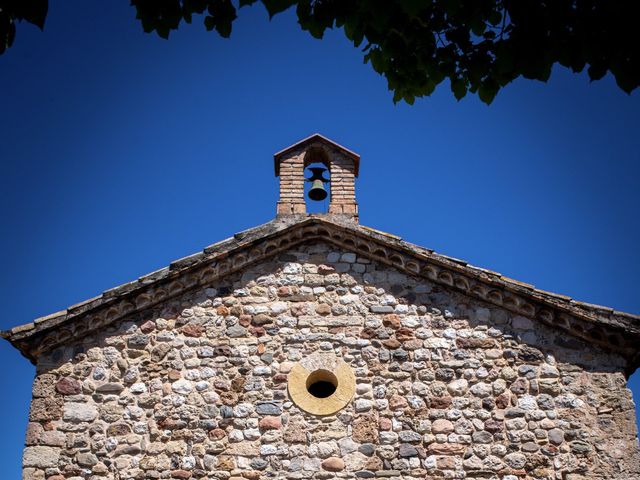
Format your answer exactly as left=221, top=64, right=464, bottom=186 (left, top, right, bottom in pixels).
left=23, top=243, right=640, bottom=479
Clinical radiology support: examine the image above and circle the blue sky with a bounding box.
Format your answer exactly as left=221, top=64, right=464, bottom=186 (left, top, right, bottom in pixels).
left=0, top=1, right=638, bottom=474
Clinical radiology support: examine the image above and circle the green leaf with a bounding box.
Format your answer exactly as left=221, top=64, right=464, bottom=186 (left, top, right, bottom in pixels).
left=488, top=9, right=502, bottom=27
left=587, top=63, right=607, bottom=82
left=478, top=82, right=498, bottom=104
left=450, top=78, right=467, bottom=100
left=262, top=0, right=296, bottom=19
left=204, top=15, right=216, bottom=31
left=366, top=48, right=388, bottom=74
left=343, top=20, right=364, bottom=47
left=398, top=0, right=425, bottom=17
left=15, top=0, right=48, bottom=30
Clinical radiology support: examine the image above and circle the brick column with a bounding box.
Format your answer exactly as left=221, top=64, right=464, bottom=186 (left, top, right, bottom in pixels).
left=276, top=153, right=306, bottom=215
left=327, top=153, right=358, bottom=217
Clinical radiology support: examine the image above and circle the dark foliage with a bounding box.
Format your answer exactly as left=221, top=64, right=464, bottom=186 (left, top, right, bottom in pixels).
left=2, top=0, right=639, bottom=104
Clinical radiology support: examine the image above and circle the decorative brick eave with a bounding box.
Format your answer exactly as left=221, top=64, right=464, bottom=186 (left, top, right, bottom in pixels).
left=3, top=215, right=639, bottom=375
left=273, top=133, right=360, bottom=177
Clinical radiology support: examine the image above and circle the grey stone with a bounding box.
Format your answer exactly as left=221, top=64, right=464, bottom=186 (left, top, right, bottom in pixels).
left=504, top=452, right=527, bottom=469
left=548, top=428, right=565, bottom=445
left=398, top=443, right=418, bottom=457
left=127, top=334, right=149, bottom=348
left=95, top=383, right=124, bottom=394
left=358, top=444, right=375, bottom=456
left=256, top=401, right=282, bottom=415
left=370, top=305, right=394, bottom=313
left=76, top=452, right=98, bottom=467
left=398, top=431, right=422, bottom=443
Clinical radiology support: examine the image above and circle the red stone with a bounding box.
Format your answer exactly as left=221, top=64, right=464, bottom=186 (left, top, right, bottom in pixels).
left=216, top=305, right=230, bottom=316
left=395, top=327, right=414, bottom=342
left=428, top=443, right=465, bottom=455
left=232, top=377, right=245, bottom=392
left=209, top=428, right=226, bottom=440
left=484, top=419, right=504, bottom=433
left=273, top=374, right=288, bottom=383
left=249, top=326, right=266, bottom=337
left=383, top=314, right=401, bottom=329
left=25, top=422, right=43, bottom=445
left=252, top=314, right=272, bottom=326
left=277, top=286, right=292, bottom=296
left=389, top=395, right=408, bottom=410
left=55, top=377, right=81, bottom=395
left=317, top=265, right=335, bottom=275
left=496, top=393, right=510, bottom=409
left=315, top=303, right=331, bottom=315
left=352, top=414, right=378, bottom=443
left=139, top=320, right=156, bottom=333
left=383, top=338, right=401, bottom=349
left=259, top=416, right=281, bottom=430
left=171, top=470, right=192, bottom=479
left=359, top=328, right=377, bottom=339
left=456, top=337, right=496, bottom=349
left=322, top=457, right=345, bottom=471
left=379, top=417, right=392, bottom=431
left=429, top=396, right=453, bottom=409
left=181, top=323, right=204, bottom=337
left=437, top=456, right=456, bottom=469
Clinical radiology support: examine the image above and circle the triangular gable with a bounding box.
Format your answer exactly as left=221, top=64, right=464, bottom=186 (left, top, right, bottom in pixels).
left=273, top=133, right=360, bottom=176
left=3, top=216, right=639, bottom=374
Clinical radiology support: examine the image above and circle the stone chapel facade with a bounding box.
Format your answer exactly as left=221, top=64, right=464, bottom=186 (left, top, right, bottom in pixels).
left=3, top=135, right=640, bottom=480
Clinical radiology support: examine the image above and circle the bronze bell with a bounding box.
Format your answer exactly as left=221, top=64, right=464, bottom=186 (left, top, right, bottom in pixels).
left=307, top=167, right=329, bottom=201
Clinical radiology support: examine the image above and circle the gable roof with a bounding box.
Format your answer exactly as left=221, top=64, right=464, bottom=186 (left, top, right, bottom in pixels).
left=3, top=215, right=639, bottom=375
left=274, top=134, right=361, bottom=176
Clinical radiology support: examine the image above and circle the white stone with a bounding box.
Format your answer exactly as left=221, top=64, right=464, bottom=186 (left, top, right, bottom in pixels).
left=379, top=432, right=398, bottom=444
left=518, top=395, right=538, bottom=411
left=442, top=328, right=457, bottom=339
left=253, top=366, right=271, bottom=376
left=448, top=379, right=469, bottom=396
left=395, top=304, right=409, bottom=314
left=63, top=403, right=98, bottom=423
left=401, top=316, right=420, bottom=328
left=270, top=302, right=288, bottom=314
left=234, top=403, right=254, bottom=418
left=424, top=338, right=451, bottom=349
left=130, top=383, right=147, bottom=394
left=339, top=437, right=359, bottom=455
left=260, top=444, right=278, bottom=455
left=23, top=446, right=60, bottom=468
left=171, top=379, right=193, bottom=394
left=354, top=399, right=373, bottom=412
left=470, top=382, right=492, bottom=398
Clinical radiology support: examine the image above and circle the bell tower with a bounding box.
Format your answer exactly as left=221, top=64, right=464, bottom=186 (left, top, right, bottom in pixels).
left=274, top=134, right=360, bottom=222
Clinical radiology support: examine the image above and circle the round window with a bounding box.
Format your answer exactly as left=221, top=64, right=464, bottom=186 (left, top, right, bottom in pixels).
left=288, top=355, right=356, bottom=416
